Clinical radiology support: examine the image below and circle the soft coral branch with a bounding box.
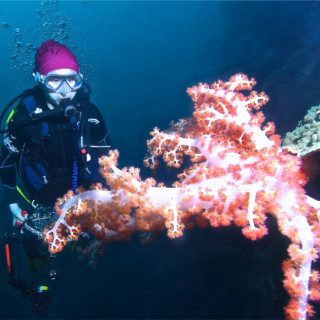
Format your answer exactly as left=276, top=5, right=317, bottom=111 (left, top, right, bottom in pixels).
left=43, top=74, right=320, bottom=320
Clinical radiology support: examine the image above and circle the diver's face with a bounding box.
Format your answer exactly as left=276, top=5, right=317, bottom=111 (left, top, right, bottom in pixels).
left=41, top=68, right=78, bottom=106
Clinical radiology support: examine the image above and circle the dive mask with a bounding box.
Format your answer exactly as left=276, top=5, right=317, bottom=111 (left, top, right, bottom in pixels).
left=35, top=70, right=83, bottom=94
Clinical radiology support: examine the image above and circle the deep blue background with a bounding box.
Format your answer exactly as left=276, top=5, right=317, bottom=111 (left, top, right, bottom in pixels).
left=1, top=1, right=320, bottom=319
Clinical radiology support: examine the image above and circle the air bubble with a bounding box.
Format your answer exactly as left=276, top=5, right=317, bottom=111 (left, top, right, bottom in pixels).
left=1, top=22, right=9, bottom=28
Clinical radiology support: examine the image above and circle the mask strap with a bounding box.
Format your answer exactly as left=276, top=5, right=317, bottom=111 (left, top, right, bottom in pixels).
left=33, top=72, right=44, bottom=83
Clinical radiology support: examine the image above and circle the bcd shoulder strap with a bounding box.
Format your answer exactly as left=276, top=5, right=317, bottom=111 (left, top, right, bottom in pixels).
left=8, top=86, right=49, bottom=141
left=22, top=87, right=49, bottom=139
left=75, top=89, right=92, bottom=148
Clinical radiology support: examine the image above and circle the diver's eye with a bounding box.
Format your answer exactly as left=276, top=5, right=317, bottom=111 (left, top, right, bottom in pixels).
left=65, top=77, right=76, bottom=88
left=47, top=77, right=63, bottom=89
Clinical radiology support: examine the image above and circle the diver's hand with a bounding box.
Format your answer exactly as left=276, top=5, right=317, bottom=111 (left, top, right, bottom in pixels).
left=9, top=203, right=28, bottom=227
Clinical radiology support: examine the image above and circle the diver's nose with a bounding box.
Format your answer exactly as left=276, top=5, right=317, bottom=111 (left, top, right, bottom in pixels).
left=57, top=81, right=70, bottom=96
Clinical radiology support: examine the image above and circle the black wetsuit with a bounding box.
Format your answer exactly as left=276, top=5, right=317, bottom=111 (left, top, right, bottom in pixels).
left=0, top=86, right=111, bottom=207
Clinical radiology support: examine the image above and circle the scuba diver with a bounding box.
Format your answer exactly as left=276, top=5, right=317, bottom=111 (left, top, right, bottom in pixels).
left=0, top=39, right=111, bottom=315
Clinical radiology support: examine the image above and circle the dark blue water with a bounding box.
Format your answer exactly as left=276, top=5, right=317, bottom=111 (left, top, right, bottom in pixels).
left=0, top=1, right=320, bottom=319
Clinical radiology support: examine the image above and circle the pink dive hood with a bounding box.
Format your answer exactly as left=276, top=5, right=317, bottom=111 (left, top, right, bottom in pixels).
left=35, top=39, right=79, bottom=75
